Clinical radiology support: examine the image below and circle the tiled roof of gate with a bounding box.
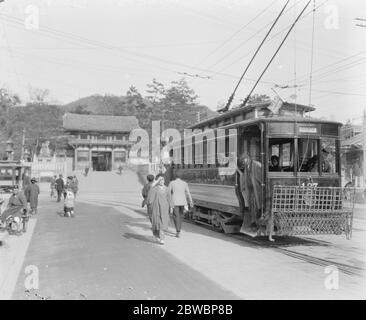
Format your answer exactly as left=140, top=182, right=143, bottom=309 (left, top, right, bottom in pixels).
left=63, top=113, right=139, bottom=132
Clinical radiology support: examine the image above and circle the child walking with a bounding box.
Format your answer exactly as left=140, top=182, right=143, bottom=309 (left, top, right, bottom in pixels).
left=64, top=187, right=75, bottom=218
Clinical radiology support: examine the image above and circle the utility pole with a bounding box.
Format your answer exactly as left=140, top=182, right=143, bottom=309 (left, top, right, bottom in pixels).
left=363, top=109, right=366, bottom=188
left=20, top=128, right=25, bottom=161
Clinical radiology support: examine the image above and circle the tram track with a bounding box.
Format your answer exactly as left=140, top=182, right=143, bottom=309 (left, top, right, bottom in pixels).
left=188, top=220, right=365, bottom=277
left=232, top=233, right=364, bottom=277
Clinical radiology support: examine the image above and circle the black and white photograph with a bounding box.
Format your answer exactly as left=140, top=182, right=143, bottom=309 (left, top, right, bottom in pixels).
left=0, top=0, right=365, bottom=304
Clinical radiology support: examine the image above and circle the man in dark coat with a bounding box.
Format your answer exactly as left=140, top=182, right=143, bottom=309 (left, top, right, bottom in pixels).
left=22, top=173, right=31, bottom=190
left=24, top=178, right=40, bottom=215
left=55, top=174, right=64, bottom=202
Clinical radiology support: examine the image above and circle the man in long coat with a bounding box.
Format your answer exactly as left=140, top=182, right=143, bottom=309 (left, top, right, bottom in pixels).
left=24, top=178, right=40, bottom=215
left=55, top=174, right=64, bottom=202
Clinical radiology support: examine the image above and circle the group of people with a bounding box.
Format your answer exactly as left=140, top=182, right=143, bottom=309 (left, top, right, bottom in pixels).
left=51, top=174, right=78, bottom=217
left=0, top=176, right=40, bottom=234
left=141, top=172, right=193, bottom=245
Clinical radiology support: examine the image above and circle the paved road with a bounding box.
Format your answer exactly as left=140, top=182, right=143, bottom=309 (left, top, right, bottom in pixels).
left=2, top=169, right=366, bottom=299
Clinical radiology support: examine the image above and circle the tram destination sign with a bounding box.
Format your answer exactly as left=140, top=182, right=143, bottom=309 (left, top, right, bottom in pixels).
left=298, top=125, right=318, bottom=134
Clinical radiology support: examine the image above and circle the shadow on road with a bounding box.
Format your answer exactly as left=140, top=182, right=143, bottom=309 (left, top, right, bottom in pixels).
left=123, top=232, right=155, bottom=244
left=123, top=205, right=330, bottom=250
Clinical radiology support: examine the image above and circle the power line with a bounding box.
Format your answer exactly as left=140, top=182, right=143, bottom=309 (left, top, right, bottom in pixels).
left=197, top=0, right=279, bottom=67
left=0, top=13, right=278, bottom=87
left=282, top=49, right=366, bottom=86
left=216, top=0, right=331, bottom=73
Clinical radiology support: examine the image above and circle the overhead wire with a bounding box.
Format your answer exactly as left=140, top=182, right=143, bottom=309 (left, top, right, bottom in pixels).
left=218, top=0, right=291, bottom=112
left=241, top=0, right=313, bottom=107
left=197, top=0, right=279, bottom=67
left=215, top=0, right=330, bottom=73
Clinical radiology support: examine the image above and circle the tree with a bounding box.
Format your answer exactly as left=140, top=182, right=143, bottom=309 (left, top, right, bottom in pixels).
left=126, top=85, right=146, bottom=110
left=73, top=104, right=91, bottom=115
left=145, top=78, right=166, bottom=104
left=28, top=86, right=50, bottom=105
left=163, top=78, right=198, bottom=106
left=0, top=88, right=21, bottom=112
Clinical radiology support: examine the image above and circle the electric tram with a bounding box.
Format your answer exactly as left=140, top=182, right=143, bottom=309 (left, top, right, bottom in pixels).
left=168, top=100, right=354, bottom=239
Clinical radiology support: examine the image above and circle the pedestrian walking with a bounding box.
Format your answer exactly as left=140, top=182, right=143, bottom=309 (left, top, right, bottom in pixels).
left=72, top=175, right=79, bottom=198
left=85, top=166, right=89, bottom=177
left=50, top=175, right=57, bottom=198
left=24, top=178, right=40, bottom=215
left=64, top=187, right=75, bottom=218
left=167, top=171, right=193, bottom=238
left=55, top=174, right=65, bottom=202
left=118, top=164, right=123, bottom=175
left=64, top=176, right=73, bottom=199
left=141, top=174, right=155, bottom=222
left=22, top=172, right=31, bottom=190
left=147, top=174, right=170, bottom=245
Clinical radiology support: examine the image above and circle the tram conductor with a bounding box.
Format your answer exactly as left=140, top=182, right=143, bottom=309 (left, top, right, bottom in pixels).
left=168, top=171, right=193, bottom=238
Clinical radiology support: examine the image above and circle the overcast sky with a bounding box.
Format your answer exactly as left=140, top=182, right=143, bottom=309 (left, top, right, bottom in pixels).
left=0, top=0, right=365, bottom=123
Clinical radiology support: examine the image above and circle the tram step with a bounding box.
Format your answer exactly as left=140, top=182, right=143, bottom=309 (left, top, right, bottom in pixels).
left=220, top=222, right=241, bottom=234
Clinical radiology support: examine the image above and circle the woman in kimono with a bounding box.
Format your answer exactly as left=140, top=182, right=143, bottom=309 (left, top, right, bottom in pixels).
left=147, top=174, right=170, bottom=245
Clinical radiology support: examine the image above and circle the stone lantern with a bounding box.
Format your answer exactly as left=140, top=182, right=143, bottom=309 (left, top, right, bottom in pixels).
left=5, top=138, right=14, bottom=161
left=24, top=148, right=30, bottom=162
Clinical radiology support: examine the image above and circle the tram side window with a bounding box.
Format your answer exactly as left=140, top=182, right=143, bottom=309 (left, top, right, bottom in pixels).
left=321, top=138, right=338, bottom=173
left=268, top=138, right=294, bottom=172
left=298, top=139, right=319, bottom=172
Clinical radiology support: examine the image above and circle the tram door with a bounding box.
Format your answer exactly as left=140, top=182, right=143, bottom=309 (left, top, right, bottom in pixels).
left=238, top=125, right=263, bottom=232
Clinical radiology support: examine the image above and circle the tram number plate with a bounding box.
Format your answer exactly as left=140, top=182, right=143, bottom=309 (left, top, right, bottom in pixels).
left=301, top=182, right=318, bottom=187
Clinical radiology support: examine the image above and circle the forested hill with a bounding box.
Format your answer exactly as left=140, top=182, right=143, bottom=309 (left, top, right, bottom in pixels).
left=63, top=93, right=217, bottom=133
left=0, top=79, right=218, bottom=159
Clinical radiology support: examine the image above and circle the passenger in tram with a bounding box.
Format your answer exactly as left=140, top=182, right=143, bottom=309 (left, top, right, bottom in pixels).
left=236, top=154, right=250, bottom=208
left=307, top=155, right=319, bottom=172
left=321, top=148, right=331, bottom=173
left=236, top=154, right=262, bottom=230
left=269, top=155, right=281, bottom=172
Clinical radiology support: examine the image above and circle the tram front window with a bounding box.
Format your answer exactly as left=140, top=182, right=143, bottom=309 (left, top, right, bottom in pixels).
left=298, top=138, right=319, bottom=172
left=268, top=138, right=294, bottom=172
left=320, top=138, right=338, bottom=174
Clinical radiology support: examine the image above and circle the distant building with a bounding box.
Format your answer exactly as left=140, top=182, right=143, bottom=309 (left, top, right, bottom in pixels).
left=63, top=113, right=139, bottom=171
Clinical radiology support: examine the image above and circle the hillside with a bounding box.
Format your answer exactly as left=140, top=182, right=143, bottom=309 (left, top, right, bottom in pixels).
left=0, top=104, right=67, bottom=159
left=0, top=94, right=218, bottom=160
left=62, top=94, right=218, bottom=133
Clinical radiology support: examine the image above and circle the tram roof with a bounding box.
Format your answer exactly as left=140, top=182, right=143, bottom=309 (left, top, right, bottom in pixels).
left=189, top=101, right=317, bottom=130
left=219, top=116, right=342, bottom=130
